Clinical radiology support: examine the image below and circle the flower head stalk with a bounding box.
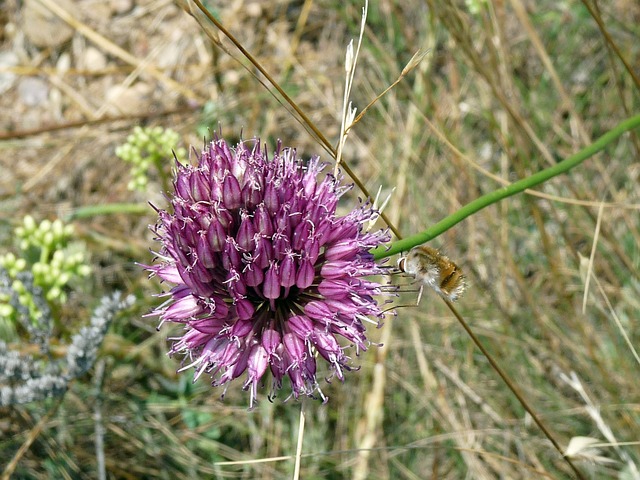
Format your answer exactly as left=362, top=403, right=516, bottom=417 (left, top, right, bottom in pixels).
left=144, top=137, right=392, bottom=407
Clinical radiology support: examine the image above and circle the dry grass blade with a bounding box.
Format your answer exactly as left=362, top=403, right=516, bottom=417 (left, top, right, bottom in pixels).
left=335, top=0, right=368, bottom=174
left=579, top=254, right=640, bottom=367
left=443, top=300, right=587, bottom=479
left=582, top=202, right=604, bottom=313
left=579, top=0, right=640, bottom=89
left=182, top=0, right=403, bottom=238
left=293, top=403, right=306, bottom=480
left=180, top=0, right=333, bottom=155
left=35, top=0, right=198, bottom=102
left=348, top=48, right=430, bottom=133
left=2, top=397, right=64, bottom=480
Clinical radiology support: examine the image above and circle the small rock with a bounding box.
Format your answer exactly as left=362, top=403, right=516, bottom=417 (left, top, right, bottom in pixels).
left=105, top=82, right=152, bottom=115
left=110, top=0, right=133, bottom=16
left=18, top=77, right=49, bottom=106
left=22, top=0, right=75, bottom=48
left=56, top=52, right=71, bottom=75
left=81, top=1, right=112, bottom=24
left=0, top=50, right=19, bottom=95
left=245, top=3, right=262, bottom=17
left=81, top=46, right=107, bottom=72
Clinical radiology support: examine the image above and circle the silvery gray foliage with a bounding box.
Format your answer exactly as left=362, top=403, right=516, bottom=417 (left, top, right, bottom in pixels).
left=65, top=292, right=133, bottom=379
left=13, top=270, right=53, bottom=350
left=0, top=340, right=42, bottom=381
left=0, top=271, right=134, bottom=406
left=1, top=374, right=68, bottom=406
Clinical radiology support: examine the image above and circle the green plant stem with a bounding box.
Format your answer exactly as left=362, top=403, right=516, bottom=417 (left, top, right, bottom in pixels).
left=40, top=246, right=50, bottom=265
left=154, top=156, right=171, bottom=195
left=65, top=203, right=149, bottom=221
left=372, top=113, right=640, bottom=260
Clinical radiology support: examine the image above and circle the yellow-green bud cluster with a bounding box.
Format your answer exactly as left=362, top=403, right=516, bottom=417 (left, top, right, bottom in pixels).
left=115, top=125, right=186, bottom=191
left=0, top=216, right=90, bottom=336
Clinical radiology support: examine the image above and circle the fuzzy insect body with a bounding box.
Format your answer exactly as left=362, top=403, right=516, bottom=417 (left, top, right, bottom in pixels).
left=398, top=245, right=466, bottom=303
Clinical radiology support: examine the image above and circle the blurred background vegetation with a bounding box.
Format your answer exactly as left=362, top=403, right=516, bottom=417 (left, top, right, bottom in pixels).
left=1, top=0, right=638, bottom=478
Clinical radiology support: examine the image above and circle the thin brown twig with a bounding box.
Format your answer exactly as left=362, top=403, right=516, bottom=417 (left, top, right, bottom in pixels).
left=186, top=0, right=403, bottom=239
left=0, top=106, right=198, bottom=141
left=444, top=300, right=586, bottom=480
left=579, top=0, right=640, bottom=90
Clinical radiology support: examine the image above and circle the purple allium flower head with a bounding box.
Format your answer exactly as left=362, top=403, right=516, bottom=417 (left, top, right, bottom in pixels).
left=144, top=137, right=392, bottom=407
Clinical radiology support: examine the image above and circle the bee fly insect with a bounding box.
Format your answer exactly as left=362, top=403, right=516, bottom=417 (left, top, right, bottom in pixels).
left=397, top=245, right=466, bottom=303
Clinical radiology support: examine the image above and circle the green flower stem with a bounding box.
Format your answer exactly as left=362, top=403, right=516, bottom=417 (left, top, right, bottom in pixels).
left=154, top=155, right=171, bottom=195
left=65, top=203, right=149, bottom=221
left=372, top=113, right=640, bottom=261
left=40, top=246, right=50, bottom=264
